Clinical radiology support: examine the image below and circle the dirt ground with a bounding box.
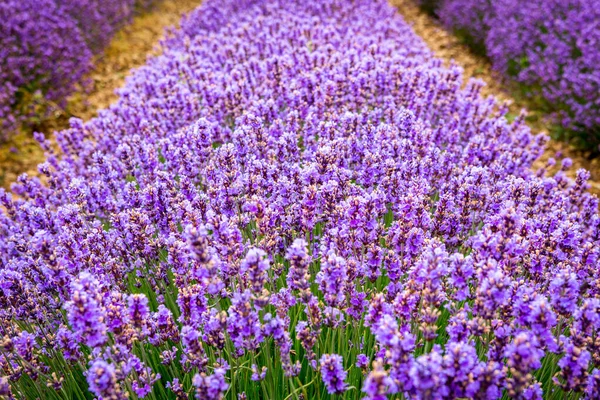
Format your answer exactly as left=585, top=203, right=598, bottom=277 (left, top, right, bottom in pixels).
left=0, top=0, right=203, bottom=189
left=391, top=0, right=600, bottom=195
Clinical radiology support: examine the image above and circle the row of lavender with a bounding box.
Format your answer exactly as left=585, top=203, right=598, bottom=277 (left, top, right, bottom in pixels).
left=0, top=0, right=159, bottom=141
left=417, top=0, right=600, bottom=149
left=1, top=0, right=599, bottom=398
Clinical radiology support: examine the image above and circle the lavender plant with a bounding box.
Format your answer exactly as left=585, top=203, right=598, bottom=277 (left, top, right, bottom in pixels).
left=417, top=0, right=600, bottom=150
left=0, top=0, right=92, bottom=138
left=0, top=0, right=599, bottom=399
left=0, top=0, right=161, bottom=141
left=485, top=0, right=600, bottom=148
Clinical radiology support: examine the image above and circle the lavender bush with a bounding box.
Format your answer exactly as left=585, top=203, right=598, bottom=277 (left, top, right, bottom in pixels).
left=485, top=0, right=600, bottom=145
left=418, top=0, right=600, bottom=149
left=1, top=0, right=599, bottom=399
left=0, top=0, right=160, bottom=141
left=436, top=0, right=491, bottom=50
left=0, top=0, right=92, bottom=138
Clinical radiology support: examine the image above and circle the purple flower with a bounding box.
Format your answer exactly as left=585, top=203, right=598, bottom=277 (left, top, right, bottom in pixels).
left=316, top=249, right=348, bottom=308
left=549, top=269, right=580, bottom=316
left=181, top=326, right=208, bottom=371
left=127, top=294, right=150, bottom=331
left=356, top=354, right=369, bottom=370
left=522, top=382, right=543, bottom=400
left=65, top=272, right=107, bottom=348
left=362, top=360, right=397, bottom=400
left=573, top=298, right=600, bottom=335
left=504, top=331, right=544, bottom=396
left=87, top=360, right=123, bottom=399
left=251, top=364, right=267, bottom=381
left=286, top=238, right=311, bottom=292
left=192, top=367, right=229, bottom=400
left=587, top=369, right=600, bottom=399
left=227, top=290, right=264, bottom=351
left=151, top=305, right=179, bottom=345
left=0, top=377, right=10, bottom=397
left=319, top=354, right=347, bottom=394
left=557, top=336, right=591, bottom=391
left=240, top=248, right=270, bottom=293
left=56, top=327, right=83, bottom=362
left=12, top=331, right=37, bottom=360
left=409, top=346, right=448, bottom=398
left=442, top=341, right=484, bottom=398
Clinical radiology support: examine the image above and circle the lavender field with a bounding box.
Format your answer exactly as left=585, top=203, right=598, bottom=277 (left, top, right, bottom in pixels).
left=1, top=0, right=599, bottom=399
left=418, top=0, right=600, bottom=150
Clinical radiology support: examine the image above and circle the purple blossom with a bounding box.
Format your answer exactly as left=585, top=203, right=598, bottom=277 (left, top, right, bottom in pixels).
left=285, top=238, right=311, bottom=292
left=240, top=248, right=270, bottom=293
left=587, top=369, right=600, bottom=399
left=356, top=354, right=369, bottom=370
left=549, top=269, right=581, bottom=316
left=86, top=360, right=123, bottom=400
left=442, top=341, right=484, bottom=397
left=181, top=326, right=208, bottom=372
left=127, top=294, right=150, bottom=331
left=557, top=336, right=591, bottom=391
left=319, top=354, right=348, bottom=394
left=362, top=361, right=397, bottom=400
left=316, top=249, right=348, bottom=308
left=409, top=346, right=448, bottom=398
left=227, top=290, right=264, bottom=351
left=504, top=331, right=545, bottom=396
left=251, top=364, right=267, bottom=382
left=65, top=272, right=107, bottom=348
left=192, top=367, right=229, bottom=400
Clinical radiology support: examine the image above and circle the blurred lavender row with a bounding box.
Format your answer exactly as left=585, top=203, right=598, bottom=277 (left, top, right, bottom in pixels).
left=418, top=0, right=600, bottom=148
left=1, top=0, right=599, bottom=399
left=0, top=0, right=159, bottom=141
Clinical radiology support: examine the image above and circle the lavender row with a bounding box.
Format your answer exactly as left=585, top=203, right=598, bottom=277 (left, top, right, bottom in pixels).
left=0, top=0, right=159, bottom=141
left=417, top=0, right=600, bottom=149
left=1, top=0, right=599, bottom=398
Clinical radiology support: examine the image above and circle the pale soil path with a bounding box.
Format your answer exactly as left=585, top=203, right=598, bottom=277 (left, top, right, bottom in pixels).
left=391, top=0, right=600, bottom=195
left=0, top=0, right=203, bottom=189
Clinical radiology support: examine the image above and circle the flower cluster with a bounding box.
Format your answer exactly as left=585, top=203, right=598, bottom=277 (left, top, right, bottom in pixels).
left=0, top=0, right=599, bottom=398
left=0, top=0, right=160, bottom=141
left=419, top=0, right=600, bottom=147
